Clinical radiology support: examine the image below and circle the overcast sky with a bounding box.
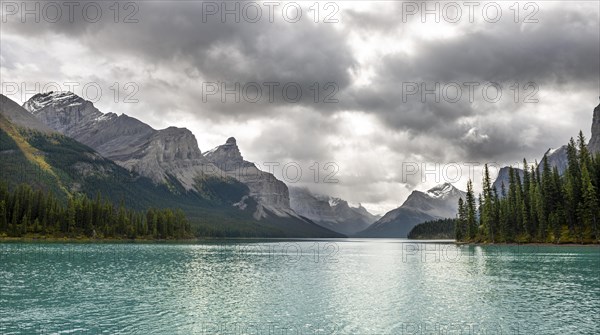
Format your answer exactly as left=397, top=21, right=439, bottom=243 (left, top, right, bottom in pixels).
left=1, top=1, right=599, bottom=214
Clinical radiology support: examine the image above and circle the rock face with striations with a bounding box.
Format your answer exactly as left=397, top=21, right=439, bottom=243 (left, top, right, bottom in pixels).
left=589, top=103, right=600, bottom=154
left=289, top=186, right=380, bottom=235
left=356, top=183, right=466, bottom=238
left=203, top=137, right=296, bottom=219
left=23, top=91, right=218, bottom=190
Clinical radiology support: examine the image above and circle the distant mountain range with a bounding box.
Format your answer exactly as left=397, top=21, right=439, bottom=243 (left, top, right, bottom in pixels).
left=289, top=186, right=380, bottom=235
left=356, top=183, right=466, bottom=237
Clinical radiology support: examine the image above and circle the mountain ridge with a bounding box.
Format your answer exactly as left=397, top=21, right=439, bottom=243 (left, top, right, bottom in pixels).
left=24, top=91, right=301, bottom=221
left=356, top=182, right=466, bottom=237
left=288, top=186, right=380, bottom=235
left=2, top=93, right=343, bottom=238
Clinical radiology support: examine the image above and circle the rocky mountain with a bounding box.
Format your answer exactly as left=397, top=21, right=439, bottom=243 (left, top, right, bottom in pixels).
left=2, top=94, right=343, bottom=238
left=589, top=102, right=600, bottom=153
left=24, top=91, right=218, bottom=190
left=1, top=93, right=215, bottom=208
left=355, top=183, right=466, bottom=238
left=24, top=92, right=304, bottom=221
left=541, top=102, right=599, bottom=173
left=203, top=137, right=296, bottom=219
left=492, top=166, right=525, bottom=195
left=288, top=186, right=380, bottom=235
left=494, top=102, right=600, bottom=187
left=540, top=145, right=569, bottom=174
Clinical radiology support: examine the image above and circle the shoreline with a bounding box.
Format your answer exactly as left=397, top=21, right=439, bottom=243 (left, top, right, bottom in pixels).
left=1, top=236, right=599, bottom=246
left=0, top=236, right=199, bottom=244
left=454, top=241, right=600, bottom=247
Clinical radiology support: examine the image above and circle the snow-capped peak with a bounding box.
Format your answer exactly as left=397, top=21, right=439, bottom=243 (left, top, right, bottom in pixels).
left=23, top=91, right=85, bottom=114
left=426, top=183, right=456, bottom=198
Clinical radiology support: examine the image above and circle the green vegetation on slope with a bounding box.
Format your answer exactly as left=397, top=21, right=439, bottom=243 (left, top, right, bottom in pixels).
left=457, top=132, right=600, bottom=244
left=0, top=182, right=193, bottom=239
left=407, top=218, right=456, bottom=240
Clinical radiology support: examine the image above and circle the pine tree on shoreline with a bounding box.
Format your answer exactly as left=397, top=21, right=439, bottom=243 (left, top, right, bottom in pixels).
left=456, top=133, right=600, bottom=244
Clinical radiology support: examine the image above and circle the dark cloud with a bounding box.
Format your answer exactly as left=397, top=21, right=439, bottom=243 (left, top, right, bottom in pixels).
left=340, top=5, right=599, bottom=163
left=3, top=1, right=356, bottom=116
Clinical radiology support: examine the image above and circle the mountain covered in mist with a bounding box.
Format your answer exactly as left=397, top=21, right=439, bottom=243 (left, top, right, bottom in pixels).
left=289, top=186, right=380, bottom=235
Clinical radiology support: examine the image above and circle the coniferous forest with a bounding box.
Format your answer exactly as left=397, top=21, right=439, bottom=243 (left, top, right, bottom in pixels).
left=407, top=218, right=456, bottom=240
left=0, top=182, right=193, bottom=239
left=456, top=132, right=600, bottom=244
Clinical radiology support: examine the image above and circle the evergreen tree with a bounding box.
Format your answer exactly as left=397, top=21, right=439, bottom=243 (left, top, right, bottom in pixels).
left=465, top=180, right=477, bottom=240
left=480, top=165, right=493, bottom=241
left=456, top=198, right=466, bottom=240
left=580, top=165, right=599, bottom=241
left=0, top=183, right=193, bottom=239
left=456, top=129, right=599, bottom=244
left=0, top=200, right=7, bottom=234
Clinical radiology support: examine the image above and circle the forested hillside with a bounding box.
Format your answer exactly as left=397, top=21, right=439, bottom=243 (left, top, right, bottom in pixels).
left=407, top=218, right=456, bottom=240
left=456, top=133, right=600, bottom=244
left=0, top=183, right=193, bottom=239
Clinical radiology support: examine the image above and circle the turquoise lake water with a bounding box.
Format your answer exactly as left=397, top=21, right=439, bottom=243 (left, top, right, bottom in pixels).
left=1, top=240, right=599, bottom=334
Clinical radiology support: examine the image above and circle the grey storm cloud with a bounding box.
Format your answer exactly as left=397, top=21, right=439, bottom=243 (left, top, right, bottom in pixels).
left=2, top=1, right=356, bottom=116
left=340, top=5, right=599, bottom=162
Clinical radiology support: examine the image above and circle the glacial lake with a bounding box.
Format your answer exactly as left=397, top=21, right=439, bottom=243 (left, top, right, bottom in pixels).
left=1, top=240, right=599, bottom=334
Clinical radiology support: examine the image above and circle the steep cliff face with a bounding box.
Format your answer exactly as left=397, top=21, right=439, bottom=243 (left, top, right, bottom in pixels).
left=204, top=137, right=295, bottom=218
left=289, top=186, right=379, bottom=235
left=492, top=167, right=525, bottom=196
left=541, top=145, right=569, bottom=175
left=589, top=103, right=600, bottom=154
left=117, top=126, right=212, bottom=189
left=539, top=103, right=600, bottom=173
left=494, top=102, right=599, bottom=182
left=23, top=92, right=219, bottom=190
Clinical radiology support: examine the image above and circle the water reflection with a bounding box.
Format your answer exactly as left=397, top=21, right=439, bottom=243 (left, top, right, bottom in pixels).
left=0, top=241, right=598, bottom=334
